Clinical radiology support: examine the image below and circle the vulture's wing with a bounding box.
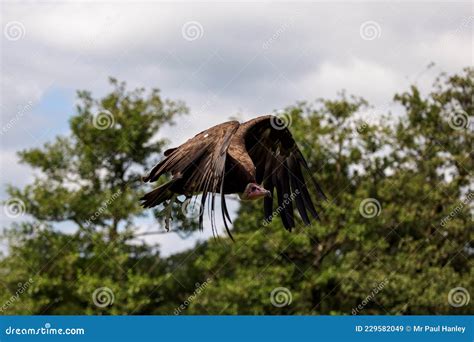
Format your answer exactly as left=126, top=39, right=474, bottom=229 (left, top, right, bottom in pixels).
left=143, top=121, right=240, bottom=238
left=241, top=115, right=326, bottom=231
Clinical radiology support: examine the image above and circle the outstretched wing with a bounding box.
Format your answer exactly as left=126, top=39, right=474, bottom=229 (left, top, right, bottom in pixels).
left=142, top=120, right=240, bottom=238
left=241, top=115, right=326, bottom=231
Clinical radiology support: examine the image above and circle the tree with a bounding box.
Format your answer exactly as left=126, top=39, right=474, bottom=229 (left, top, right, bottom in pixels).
left=1, top=78, right=189, bottom=314
left=185, top=67, right=473, bottom=315
left=1, top=68, right=472, bottom=315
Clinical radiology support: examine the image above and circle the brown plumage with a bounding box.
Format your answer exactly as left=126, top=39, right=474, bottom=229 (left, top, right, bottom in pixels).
left=141, top=115, right=326, bottom=238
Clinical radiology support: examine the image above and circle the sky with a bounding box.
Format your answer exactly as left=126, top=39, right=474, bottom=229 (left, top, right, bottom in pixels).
left=0, top=1, right=472, bottom=256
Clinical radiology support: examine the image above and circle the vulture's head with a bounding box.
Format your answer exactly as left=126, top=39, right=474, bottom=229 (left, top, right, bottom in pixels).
left=239, top=183, right=271, bottom=201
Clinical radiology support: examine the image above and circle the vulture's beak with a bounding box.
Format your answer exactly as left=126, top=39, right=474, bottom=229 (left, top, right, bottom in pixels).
left=242, top=184, right=272, bottom=200
left=250, top=185, right=271, bottom=200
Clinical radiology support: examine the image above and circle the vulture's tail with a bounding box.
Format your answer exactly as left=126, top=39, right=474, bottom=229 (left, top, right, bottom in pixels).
left=140, top=180, right=176, bottom=208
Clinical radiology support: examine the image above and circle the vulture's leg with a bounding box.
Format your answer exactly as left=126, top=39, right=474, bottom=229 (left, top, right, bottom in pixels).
left=163, top=194, right=177, bottom=231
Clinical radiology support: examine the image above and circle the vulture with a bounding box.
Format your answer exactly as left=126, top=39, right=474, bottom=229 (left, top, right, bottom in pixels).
left=141, top=115, right=326, bottom=239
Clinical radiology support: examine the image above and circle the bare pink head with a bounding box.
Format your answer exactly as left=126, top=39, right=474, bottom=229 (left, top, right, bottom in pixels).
left=240, top=183, right=271, bottom=201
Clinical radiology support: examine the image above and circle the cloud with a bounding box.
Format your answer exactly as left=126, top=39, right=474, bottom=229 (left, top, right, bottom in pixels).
left=300, top=58, right=404, bottom=106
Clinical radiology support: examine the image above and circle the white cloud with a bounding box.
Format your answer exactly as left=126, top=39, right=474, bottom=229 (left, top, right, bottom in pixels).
left=300, top=59, right=404, bottom=106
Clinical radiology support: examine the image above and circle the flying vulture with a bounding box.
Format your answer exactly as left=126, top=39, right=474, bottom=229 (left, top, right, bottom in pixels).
left=141, top=115, right=326, bottom=239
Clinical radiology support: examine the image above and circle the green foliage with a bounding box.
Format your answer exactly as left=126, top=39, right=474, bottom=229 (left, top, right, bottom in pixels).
left=10, top=78, right=188, bottom=237
left=1, top=78, right=189, bottom=314
left=1, top=69, right=472, bottom=315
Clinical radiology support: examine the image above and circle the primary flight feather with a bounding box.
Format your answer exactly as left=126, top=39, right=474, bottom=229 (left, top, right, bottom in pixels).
left=140, top=115, right=326, bottom=238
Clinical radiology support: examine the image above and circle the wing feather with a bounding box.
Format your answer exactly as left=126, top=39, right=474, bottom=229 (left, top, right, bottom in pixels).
left=241, top=115, right=325, bottom=230
left=262, top=154, right=275, bottom=221
left=142, top=121, right=239, bottom=237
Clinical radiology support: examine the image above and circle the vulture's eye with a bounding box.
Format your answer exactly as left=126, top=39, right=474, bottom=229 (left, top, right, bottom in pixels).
left=251, top=186, right=257, bottom=191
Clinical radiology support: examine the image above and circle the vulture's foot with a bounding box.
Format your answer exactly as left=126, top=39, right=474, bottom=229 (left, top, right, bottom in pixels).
left=162, top=194, right=178, bottom=231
